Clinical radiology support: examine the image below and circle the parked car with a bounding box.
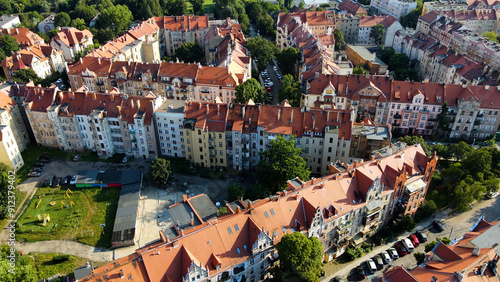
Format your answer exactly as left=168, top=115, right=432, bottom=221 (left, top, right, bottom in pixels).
left=374, top=255, right=384, bottom=269
left=396, top=243, right=407, bottom=257
left=388, top=248, right=399, bottom=260
left=366, top=259, right=377, bottom=273
left=73, top=154, right=81, bottom=161
left=62, top=175, right=72, bottom=185
left=433, top=220, right=445, bottom=232
left=333, top=276, right=345, bottom=282
left=415, top=230, right=428, bottom=242
left=37, top=157, right=50, bottom=163
left=34, top=162, right=45, bottom=167
left=265, top=87, right=272, bottom=92
left=28, top=172, right=41, bottom=177
left=122, top=156, right=130, bottom=163
left=381, top=251, right=391, bottom=264
left=486, top=192, right=499, bottom=199
left=70, top=175, right=77, bottom=185
left=402, top=238, right=415, bottom=253
left=355, top=265, right=366, bottom=279
left=46, top=175, right=55, bottom=187
left=30, top=167, right=43, bottom=172
left=51, top=177, right=62, bottom=187
left=409, top=234, right=420, bottom=246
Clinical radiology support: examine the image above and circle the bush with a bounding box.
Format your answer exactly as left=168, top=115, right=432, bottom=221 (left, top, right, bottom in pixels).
left=52, top=254, right=72, bottom=263
left=344, top=246, right=363, bottom=261
left=424, top=237, right=451, bottom=252
left=414, top=252, right=425, bottom=264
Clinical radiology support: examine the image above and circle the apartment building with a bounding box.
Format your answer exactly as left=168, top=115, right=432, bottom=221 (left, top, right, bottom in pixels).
left=37, top=14, right=55, bottom=34
left=303, top=74, right=500, bottom=139
left=80, top=144, right=437, bottom=282
left=1, top=27, right=44, bottom=48
left=357, top=15, right=402, bottom=46
left=370, top=0, right=417, bottom=19
left=50, top=27, right=94, bottom=61
left=68, top=57, right=113, bottom=93
left=158, top=15, right=210, bottom=57
left=1, top=44, right=65, bottom=81
left=349, top=117, right=391, bottom=159
left=422, top=0, right=468, bottom=14
left=22, top=85, right=161, bottom=159
left=204, top=18, right=245, bottom=64
left=154, top=99, right=186, bottom=158
left=194, top=67, right=239, bottom=103
left=336, top=14, right=360, bottom=44
left=0, top=90, right=29, bottom=171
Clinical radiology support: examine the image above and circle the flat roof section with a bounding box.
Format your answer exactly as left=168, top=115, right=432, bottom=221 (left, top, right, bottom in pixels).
left=188, top=194, right=217, bottom=221
left=168, top=202, right=201, bottom=230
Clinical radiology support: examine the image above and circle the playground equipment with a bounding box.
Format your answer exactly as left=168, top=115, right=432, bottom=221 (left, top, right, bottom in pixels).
left=69, top=201, right=74, bottom=207
left=60, top=201, right=65, bottom=209
left=37, top=214, right=50, bottom=226
left=65, top=189, right=73, bottom=198
left=36, top=198, right=42, bottom=209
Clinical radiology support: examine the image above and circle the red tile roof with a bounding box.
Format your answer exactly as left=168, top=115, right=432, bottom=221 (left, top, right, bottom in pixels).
left=51, top=27, right=92, bottom=47
left=1, top=27, right=44, bottom=46
left=157, top=15, right=209, bottom=31
left=383, top=266, right=419, bottom=282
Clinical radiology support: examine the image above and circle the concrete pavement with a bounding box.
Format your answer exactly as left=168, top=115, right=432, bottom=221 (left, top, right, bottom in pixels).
left=322, top=196, right=500, bottom=281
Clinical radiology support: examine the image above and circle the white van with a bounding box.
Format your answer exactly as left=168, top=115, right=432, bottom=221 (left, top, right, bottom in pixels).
left=402, top=238, right=415, bottom=253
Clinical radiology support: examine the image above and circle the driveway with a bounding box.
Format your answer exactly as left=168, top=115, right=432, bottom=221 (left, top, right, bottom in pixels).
left=322, top=196, right=500, bottom=281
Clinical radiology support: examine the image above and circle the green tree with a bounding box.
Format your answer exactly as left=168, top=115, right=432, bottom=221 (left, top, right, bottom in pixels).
left=481, top=31, right=499, bottom=43
left=0, top=0, right=12, bottom=15
left=96, top=4, right=134, bottom=37
left=353, top=65, right=369, bottom=74
left=258, top=135, right=310, bottom=192
left=418, top=200, right=437, bottom=218
left=257, top=14, right=274, bottom=36
left=483, top=177, right=500, bottom=194
left=174, top=42, right=204, bottom=63
left=54, top=12, right=71, bottom=28
left=425, top=238, right=451, bottom=252
left=235, top=78, right=265, bottom=104
left=370, top=24, right=385, bottom=45
left=170, top=0, right=188, bottom=15
left=436, top=102, right=449, bottom=131
left=462, top=148, right=492, bottom=180
left=245, top=184, right=270, bottom=200
left=70, top=18, right=87, bottom=30
left=448, top=141, right=471, bottom=162
left=395, top=69, right=419, bottom=81
left=396, top=215, right=416, bottom=232
left=247, top=36, right=279, bottom=71
left=0, top=35, right=20, bottom=56
left=0, top=49, right=5, bottom=65
left=0, top=163, right=11, bottom=219
left=192, top=0, right=204, bottom=15
left=434, top=143, right=451, bottom=160
left=14, top=69, right=40, bottom=83
left=333, top=29, right=346, bottom=51
left=227, top=183, right=245, bottom=202
left=414, top=252, right=425, bottom=265
left=279, top=74, right=301, bottom=107
left=73, top=0, right=98, bottom=23
left=149, top=158, right=172, bottom=189
left=399, top=135, right=431, bottom=156
left=36, top=32, right=50, bottom=43
left=452, top=177, right=486, bottom=212
left=276, top=232, right=323, bottom=282
left=284, top=0, right=293, bottom=9
left=138, top=0, right=163, bottom=20
left=0, top=245, right=38, bottom=282
left=388, top=53, right=410, bottom=71
left=277, top=47, right=299, bottom=76
left=380, top=47, right=395, bottom=64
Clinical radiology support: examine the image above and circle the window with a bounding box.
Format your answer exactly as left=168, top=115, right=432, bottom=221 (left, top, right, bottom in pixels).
left=264, top=211, right=269, bottom=218
left=234, top=224, right=240, bottom=231
left=270, top=208, right=275, bottom=216
left=228, top=227, right=233, bottom=234
left=236, top=247, right=241, bottom=254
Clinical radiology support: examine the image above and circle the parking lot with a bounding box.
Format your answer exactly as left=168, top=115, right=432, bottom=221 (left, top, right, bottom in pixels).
left=260, top=62, right=282, bottom=105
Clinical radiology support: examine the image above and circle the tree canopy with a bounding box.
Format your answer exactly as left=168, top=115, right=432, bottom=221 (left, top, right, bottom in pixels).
left=0, top=244, right=38, bottom=282
left=96, top=4, right=133, bottom=37
left=278, top=74, right=301, bottom=107
left=481, top=31, right=499, bottom=43
left=247, top=36, right=279, bottom=71
left=0, top=34, right=20, bottom=56
left=277, top=47, right=299, bottom=76
left=399, top=135, right=432, bottom=156
left=149, top=158, right=172, bottom=189
left=54, top=12, right=71, bottom=28
left=370, top=24, right=385, bottom=45
left=276, top=232, right=323, bottom=282
left=14, top=69, right=40, bottom=83
left=175, top=42, right=204, bottom=63
left=333, top=29, right=345, bottom=51
left=227, top=183, right=245, bottom=202
left=192, top=0, right=204, bottom=15
left=235, top=78, right=265, bottom=104
left=258, top=135, right=310, bottom=192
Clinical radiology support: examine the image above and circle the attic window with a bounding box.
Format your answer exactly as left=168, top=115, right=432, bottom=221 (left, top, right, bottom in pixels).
left=228, top=227, right=233, bottom=234
left=273, top=231, right=278, bottom=237
left=264, top=211, right=269, bottom=218
left=234, top=224, right=240, bottom=232
left=270, top=209, right=275, bottom=216
left=282, top=227, right=286, bottom=234
left=347, top=180, right=350, bottom=183
left=291, top=227, right=295, bottom=232
left=410, top=156, right=413, bottom=160
left=369, top=170, right=373, bottom=173
left=236, top=247, right=241, bottom=254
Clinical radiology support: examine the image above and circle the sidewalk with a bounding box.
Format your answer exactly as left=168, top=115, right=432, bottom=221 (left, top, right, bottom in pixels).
left=321, top=210, right=446, bottom=281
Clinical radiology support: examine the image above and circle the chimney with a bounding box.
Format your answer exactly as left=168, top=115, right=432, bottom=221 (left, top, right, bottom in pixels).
left=183, top=194, right=188, bottom=202
left=98, top=57, right=101, bottom=64
left=242, top=105, right=246, bottom=118
left=217, top=104, right=220, bottom=115
left=327, top=110, right=330, bottom=121
left=278, top=109, right=281, bottom=121
left=80, top=57, right=83, bottom=64
left=312, top=116, right=316, bottom=130
left=130, top=99, right=134, bottom=108
left=290, top=109, right=294, bottom=122
left=190, top=212, right=195, bottom=226
left=206, top=103, right=209, bottom=114
left=159, top=230, right=166, bottom=242
left=235, top=207, right=241, bottom=213
left=92, top=93, right=96, bottom=100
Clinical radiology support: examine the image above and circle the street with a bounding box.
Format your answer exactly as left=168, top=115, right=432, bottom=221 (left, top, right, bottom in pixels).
left=322, top=196, right=500, bottom=281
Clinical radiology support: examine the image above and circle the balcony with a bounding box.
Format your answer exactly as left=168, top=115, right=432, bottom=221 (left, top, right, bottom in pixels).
left=477, top=113, right=484, bottom=118
left=337, top=219, right=353, bottom=231
left=394, top=114, right=402, bottom=120
left=129, top=129, right=136, bottom=134
left=96, top=81, right=105, bottom=86
left=474, top=119, right=481, bottom=125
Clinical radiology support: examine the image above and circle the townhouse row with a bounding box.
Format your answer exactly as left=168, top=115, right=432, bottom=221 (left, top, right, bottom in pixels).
left=79, top=144, right=437, bottom=282
left=302, top=74, right=500, bottom=140
left=67, top=57, right=245, bottom=104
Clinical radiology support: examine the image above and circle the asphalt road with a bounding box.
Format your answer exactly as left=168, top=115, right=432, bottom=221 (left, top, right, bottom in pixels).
left=322, top=196, right=500, bottom=281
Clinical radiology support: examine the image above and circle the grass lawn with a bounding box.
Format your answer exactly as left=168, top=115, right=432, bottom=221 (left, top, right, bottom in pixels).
left=186, top=0, right=215, bottom=14
left=17, top=186, right=120, bottom=248
left=29, top=252, right=89, bottom=281
left=0, top=190, right=27, bottom=229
